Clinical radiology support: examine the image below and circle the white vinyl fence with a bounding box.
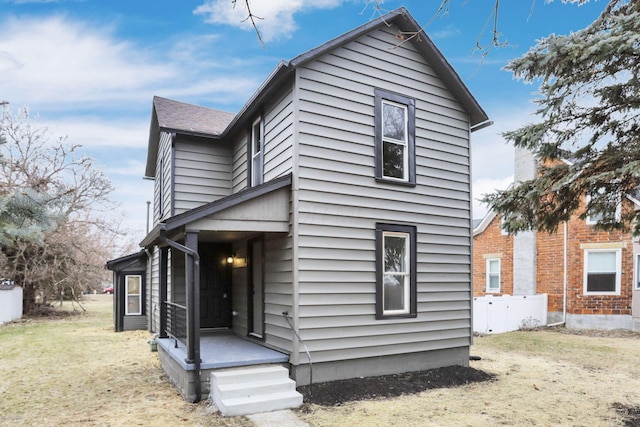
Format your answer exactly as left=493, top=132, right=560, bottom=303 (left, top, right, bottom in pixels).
left=473, top=294, right=548, bottom=334
left=0, top=285, right=23, bottom=323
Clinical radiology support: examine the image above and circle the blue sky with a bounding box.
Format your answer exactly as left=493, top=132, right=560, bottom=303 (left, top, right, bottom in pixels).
left=0, top=0, right=607, bottom=248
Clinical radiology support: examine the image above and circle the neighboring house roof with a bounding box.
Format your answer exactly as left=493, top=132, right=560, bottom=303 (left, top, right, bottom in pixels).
left=144, top=7, right=490, bottom=179
left=473, top=210, right=498, bottom=236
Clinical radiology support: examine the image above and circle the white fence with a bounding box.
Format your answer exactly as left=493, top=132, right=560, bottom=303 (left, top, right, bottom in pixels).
left=473, top=294, right=548, bottom=334
left=0, top=286, right=23, bottom=323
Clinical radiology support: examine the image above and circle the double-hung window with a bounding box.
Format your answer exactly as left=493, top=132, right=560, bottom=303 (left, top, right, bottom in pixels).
left=376, top=223, right=417, bottom=319
left=250, top=116, right=264, bottom=187
left=125, top=275, right=142, bottom=315
left=486, top=258, right=500, bottom=292
left=584, top=249, right=621, bottom=294
left=374, top=89, right=415, bottom=185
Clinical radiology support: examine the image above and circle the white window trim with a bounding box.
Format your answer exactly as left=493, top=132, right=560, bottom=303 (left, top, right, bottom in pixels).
left=382, top=231, right=410, bottom=316
left=125, top=275, right=142, bottom=315
left=381, top=100, right=409, bottom=182
left=485, top=258, right=500, bottom=293
left=583, top=248, right=622, bottom=295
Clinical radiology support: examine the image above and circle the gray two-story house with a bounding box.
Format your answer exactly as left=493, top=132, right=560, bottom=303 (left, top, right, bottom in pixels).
left=139, top=7, right=490, bottom=414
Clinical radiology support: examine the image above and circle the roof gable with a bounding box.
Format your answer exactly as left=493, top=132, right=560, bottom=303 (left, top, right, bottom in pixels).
left=145, top=97, right=235, bottom=177
left=224, top=7, right=489, bottom=135
left=144, top=7, right=489, bottom=178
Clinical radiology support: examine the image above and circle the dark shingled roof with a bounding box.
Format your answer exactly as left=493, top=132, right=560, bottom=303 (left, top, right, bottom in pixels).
left=153, top=96, right=235, bottom=137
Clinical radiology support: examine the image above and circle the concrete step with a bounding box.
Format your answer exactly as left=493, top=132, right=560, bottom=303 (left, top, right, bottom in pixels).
left=210, top=365, right=303, bottom=417
left=217, top=377, right=296, bottom=399
left=212, top=365, right=289, bottom=386
left=218, top=390, right=304, bottom=417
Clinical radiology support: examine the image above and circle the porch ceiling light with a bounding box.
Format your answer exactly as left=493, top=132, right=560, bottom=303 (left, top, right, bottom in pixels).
left=226, top=256, right=234, bottom=264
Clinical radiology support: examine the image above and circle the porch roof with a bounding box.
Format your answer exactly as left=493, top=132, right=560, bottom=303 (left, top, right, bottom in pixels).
left=140, top=173, right=292, bottom=247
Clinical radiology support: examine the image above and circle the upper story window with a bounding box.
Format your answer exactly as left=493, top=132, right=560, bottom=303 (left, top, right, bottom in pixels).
left=585, top=190, right=620, bottom=225
left=374, top=88, right=415, bottom=185
left=250, top=116, right=264, bottom=187
left=375, top=223, right=417, bottom=319
left=583, top=248, right=621, bottom=295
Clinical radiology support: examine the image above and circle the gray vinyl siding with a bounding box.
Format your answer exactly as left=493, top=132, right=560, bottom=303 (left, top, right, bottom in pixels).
left=263, top=233, right=294, bottom=353
left=293, top=25, right=472, bottom=364
left=155, top=132, right=172, bottom=223
left=123, top=315, right=147, bottom=331
left=173, top=137, right=232, bottom=215
left=231, top=84, right=294, bottom=193
left=231, top=130, right=248, bottom=193
left=229, top=233, right=293, bottom=354
left=263, top=86, right=294, bottom=182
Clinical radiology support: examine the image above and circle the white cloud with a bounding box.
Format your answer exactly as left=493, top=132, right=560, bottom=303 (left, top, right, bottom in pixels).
left=0, top=15, right=176, bottom=109
left=193, top=0, right=345, bottom=42
left=472, top=175, right=513, bottom=219
left=43, top=117, right=149, bottom=149
left=471, top=103, right=537, bottom=218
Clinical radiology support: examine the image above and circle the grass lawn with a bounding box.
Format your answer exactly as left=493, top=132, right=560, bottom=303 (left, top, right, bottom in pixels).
left=0, top=295, right=250, bottom=427
left=3, top=295, right=640, bottom=426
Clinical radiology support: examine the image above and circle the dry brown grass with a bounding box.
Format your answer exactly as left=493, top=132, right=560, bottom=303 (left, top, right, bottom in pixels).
left=3, top=296, right=640, bottom=426
left=0, top=295, right=251, bottom=427
left=298, top=330, right=640, bottom=426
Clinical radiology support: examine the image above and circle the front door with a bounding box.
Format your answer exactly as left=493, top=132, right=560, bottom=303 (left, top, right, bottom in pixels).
left=199, top=243, right=232, bottom=329
left=248, top=238, right=264, bottom=338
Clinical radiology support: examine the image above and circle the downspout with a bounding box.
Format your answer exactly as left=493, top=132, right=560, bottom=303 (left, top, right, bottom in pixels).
left=158, top=230, right=202, bottom=403
left=548, top=220, right=568, bottom=327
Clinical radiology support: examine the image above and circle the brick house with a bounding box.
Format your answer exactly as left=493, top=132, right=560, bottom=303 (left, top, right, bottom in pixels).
left=473, top=148, right=640, bottom=330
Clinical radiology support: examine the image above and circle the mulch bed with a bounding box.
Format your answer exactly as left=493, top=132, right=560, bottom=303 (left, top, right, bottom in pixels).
left=613, top=403, right=640, bottom=427
left=297, top=365, right=494, bottom=407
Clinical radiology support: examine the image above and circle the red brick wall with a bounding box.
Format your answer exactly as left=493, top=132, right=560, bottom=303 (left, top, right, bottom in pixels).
left=546, top=197, right=634, bottom=316
left=474, top=197, right=635, bottom=316
left=473, top=214, right=513, bottom=296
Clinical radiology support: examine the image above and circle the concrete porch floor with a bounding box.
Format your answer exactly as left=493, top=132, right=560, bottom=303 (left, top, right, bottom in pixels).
left=156, top=331, right=289, bottom=371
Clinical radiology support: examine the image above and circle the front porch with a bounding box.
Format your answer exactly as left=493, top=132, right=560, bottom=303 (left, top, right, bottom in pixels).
left=157, top=331, right=289, bottom=370
left=156, top=331, right=290, bottom=402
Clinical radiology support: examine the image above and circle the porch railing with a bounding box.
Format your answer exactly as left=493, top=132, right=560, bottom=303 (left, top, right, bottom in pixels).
left=164, top=301, right=187, bottom=347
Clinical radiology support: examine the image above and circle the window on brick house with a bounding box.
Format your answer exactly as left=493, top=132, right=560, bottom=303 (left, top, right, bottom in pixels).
left=586, top=190, right=620, bottom=225
left=486, top=258, right=500, bottom=292
left=584, top=249, right=621, bottom=294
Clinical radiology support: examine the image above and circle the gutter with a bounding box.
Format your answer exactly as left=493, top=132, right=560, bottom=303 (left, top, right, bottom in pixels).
left=470, top=120, right=493, bottom=133
left=158, top=228, right=202, bottom=403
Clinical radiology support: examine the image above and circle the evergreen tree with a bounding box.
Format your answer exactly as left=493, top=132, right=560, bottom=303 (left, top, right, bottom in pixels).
left=482, top=0, right=640, bottom=235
